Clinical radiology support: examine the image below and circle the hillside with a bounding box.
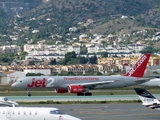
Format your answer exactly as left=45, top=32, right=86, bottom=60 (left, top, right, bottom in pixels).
left=21, top=0, right=160, bottom=33
left=0, top=10, right=14, bottom=45
left=136, top=5, right=160, bottom=28
left=0, top=0, right=160, bottom=46
left=0, top=0, right=43, bottom=16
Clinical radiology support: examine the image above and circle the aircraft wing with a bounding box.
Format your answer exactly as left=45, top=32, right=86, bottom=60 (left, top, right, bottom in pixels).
left=70, top=80, right=114, bottom=88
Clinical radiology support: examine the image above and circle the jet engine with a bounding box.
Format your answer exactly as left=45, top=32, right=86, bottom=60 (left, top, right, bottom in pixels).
left=68, top=85, right=85, bottom=93
left=55, top=88, right=68, bottom=93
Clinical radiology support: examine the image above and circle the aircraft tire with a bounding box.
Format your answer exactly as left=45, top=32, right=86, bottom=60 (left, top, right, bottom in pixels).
left=77, top=93, right=84, bottom=96
left=85, top=92, right=92, bottom=96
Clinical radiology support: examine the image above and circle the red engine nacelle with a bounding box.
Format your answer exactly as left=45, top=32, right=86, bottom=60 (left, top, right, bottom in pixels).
left=55, top=88, right=68, bottom=93
left=68, top=85, right=85, bottom=93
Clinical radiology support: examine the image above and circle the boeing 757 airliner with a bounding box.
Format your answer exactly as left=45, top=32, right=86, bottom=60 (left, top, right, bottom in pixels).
left=12, top=54, right=150, bottom=96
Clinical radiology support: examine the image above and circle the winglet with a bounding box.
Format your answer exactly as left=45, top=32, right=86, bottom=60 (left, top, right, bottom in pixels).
left=124, top=54, right=150, bottom=77
left=134, top=88, right=160, bottom=109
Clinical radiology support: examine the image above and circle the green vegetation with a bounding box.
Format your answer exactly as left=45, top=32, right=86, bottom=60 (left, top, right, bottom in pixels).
left=0, top=53, right=17, bottom=65
left=18, top=100, right=142, bottom=105
left=0, top=52, right=28, bottom=65
left=0, top=0, right=160, bottom=46
left=0, top=10, right=12, bottom=34
left=140, top=46, right=160, bottom=54
left=57, top=51, right=97, bottom=65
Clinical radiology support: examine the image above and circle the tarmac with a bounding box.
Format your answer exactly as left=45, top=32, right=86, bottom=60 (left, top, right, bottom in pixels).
left=21, top=103, right=160, bottom=120
left=3, top=95, right=160, bottom=120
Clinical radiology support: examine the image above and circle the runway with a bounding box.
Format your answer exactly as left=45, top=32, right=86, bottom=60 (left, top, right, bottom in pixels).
left=6, top=94, right=160, bottom=102
left=4, top=95, right=160, bottom=120
left=21, top=103, right=160, bottom=120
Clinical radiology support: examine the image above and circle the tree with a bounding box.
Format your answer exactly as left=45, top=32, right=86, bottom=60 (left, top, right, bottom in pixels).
left=66, top=71, right=75, bottom=76
left=57, top=59, right=67, bottom=65
left=50, top=59, right=57, bottom=65
left=89, top=55, right=97, bottom=64
left=97, top=71, right=103, bottom=75
left=140, top=46, right=155, bottom=54
left=2, top=58, right=9, bottom=62
left=100, top=52, right=108, bottom=58
left=87, top=68, right=94, bottom=75
left=26, top=73, right=44, bottom=76
left=77, top=56, right=88, bottom=64
left=80, top=46, right=88, bottom=54
left=29, top=61, right=35, bottom=65
left=65, top=51, right=77, bottom=63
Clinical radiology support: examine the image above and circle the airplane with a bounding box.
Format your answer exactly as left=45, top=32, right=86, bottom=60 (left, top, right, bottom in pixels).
left=0, top=97, right=19, bottom=106
left=134, top=88, right=160, bottom=110
left=140, top=78, right=160, bottom=87
left=0, top=105, right=81, bottom=120
left=12, top=54, right=151, bottom=96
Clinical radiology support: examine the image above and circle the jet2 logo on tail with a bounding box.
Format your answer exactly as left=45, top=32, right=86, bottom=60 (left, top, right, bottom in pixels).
left=127, top=55, right=147, bottom=76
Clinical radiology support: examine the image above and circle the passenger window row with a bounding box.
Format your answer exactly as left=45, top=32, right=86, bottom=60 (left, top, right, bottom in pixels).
left=0, top=110, right=38, bottom=115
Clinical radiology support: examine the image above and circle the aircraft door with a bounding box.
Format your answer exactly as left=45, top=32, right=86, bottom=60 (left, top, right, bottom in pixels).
left=6, top=109, right=12, bottom=118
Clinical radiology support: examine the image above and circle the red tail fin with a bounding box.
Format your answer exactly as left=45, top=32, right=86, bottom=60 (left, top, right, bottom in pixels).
left=124, top=54, right=150, bottom=77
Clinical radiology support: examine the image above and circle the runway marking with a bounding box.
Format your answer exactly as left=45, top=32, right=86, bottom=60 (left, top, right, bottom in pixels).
left=79, top=111, right=122, bottom=114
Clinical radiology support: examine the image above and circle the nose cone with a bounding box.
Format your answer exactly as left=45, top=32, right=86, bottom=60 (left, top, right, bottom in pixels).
left=12, top=81, right=27, bottom=88
left=11, top=82, right=17, bottom=88
left=12, top=82, right=22, bottom=88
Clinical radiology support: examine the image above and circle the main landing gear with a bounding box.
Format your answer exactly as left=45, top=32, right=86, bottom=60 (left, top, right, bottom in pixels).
left=77, top=88, right=92, bottom=96
left=77, top=92, right=92, bottom=96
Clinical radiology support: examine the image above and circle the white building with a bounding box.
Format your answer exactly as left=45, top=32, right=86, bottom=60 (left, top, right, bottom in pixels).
left=32, top=29, right=39, bottom=33
left=23, top=68, right=51, bottom=75
left=6, top=71, right=26, bottom=83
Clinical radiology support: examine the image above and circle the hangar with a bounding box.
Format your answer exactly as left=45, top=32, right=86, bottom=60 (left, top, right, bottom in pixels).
left=0, top=72, right=7, bottom=85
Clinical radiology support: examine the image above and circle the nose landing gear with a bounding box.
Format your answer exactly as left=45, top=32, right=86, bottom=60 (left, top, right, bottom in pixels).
left=26, top=89, right=31, bottom=96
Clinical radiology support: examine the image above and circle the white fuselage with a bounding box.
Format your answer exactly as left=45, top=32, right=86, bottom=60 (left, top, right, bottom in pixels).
left=0, top=107, right=81, bottom=120
left=12, top=75, right=145, bottom=89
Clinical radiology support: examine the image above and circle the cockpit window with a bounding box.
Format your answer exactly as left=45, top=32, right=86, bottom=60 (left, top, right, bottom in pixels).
left=16, top=80, right=22, bottom=83
left=50, top=110, right=65, bottom=114
left=4, top=98, right=9, bottom=101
